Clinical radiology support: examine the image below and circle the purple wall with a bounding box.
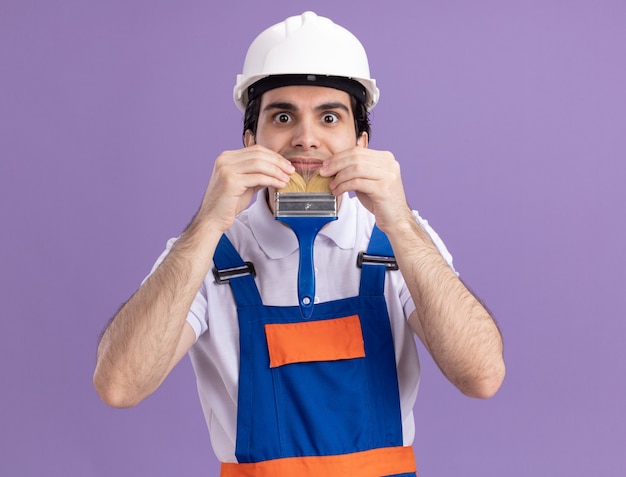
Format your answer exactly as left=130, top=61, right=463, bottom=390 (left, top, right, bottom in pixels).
left=2, top=1, right=624, bottom=475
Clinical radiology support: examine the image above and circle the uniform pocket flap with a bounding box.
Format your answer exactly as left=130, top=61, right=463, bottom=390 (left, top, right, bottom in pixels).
left=265, top=315, right=365, bottom=368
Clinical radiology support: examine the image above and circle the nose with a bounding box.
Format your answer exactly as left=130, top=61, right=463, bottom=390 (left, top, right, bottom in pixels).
left=291, top=118, right=319, bottom=149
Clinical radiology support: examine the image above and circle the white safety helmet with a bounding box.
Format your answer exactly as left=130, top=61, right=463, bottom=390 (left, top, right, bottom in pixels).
left=233, top=11, right=379, bottom=112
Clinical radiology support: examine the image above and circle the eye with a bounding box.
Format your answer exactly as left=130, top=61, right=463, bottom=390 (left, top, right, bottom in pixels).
left=273, top=112, right=292, bottom=124
left=322, top=112, right=339, bottom=124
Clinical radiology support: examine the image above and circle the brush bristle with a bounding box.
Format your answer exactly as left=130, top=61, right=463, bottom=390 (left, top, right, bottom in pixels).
left=306, top=173, right=332, bottom=193
left=278, top=172, right=332, bottom=193
left=278, top=172, right=307, bottom=193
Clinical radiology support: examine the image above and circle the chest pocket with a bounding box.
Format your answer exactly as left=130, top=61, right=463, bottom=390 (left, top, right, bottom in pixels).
left=265, top=314, right=365, bottom=368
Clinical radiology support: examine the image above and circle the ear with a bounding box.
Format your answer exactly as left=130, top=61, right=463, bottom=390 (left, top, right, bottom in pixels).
left=357, top=131, right=369, bottom=148
left=244, top=130, right=256, bottom=147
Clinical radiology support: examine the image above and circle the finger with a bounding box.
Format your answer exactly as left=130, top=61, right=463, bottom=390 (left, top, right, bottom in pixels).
left=330, top=177, right=385, bottom=198
left=240, top=173, right=291, bottom=191
left=321, top=147, right=386, bottom=178
left=220, top=148, right=295, bottom=185
left=329, top=161, right=380, bottom=188
left=319, top=150, right=354, bottom=177
left=246, top=145, right=296, bottom=175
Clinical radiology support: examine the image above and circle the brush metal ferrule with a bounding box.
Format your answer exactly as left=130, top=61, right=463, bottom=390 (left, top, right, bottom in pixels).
left=274, top=192, right=337, bottom=218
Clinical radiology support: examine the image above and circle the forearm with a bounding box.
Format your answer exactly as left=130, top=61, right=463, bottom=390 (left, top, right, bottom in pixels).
left=93, top=146, right=294, bottom=407
left=93, top=216, right=221, bottom=407
left=386, top=211, right=505, bottom=398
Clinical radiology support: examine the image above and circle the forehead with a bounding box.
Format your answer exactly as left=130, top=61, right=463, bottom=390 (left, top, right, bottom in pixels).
left=259, top=85, right=353, bottom=111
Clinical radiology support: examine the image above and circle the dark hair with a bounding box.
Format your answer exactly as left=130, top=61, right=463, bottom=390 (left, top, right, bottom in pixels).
left=242, top=94, right=371, bottom=144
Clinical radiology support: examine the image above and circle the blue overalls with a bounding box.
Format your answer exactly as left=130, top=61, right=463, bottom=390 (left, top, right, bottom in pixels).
left=213, top=225, right=417, bottom=477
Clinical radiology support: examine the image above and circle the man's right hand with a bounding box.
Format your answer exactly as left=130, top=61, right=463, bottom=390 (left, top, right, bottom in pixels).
left=194, top=145, right=295, bottom=232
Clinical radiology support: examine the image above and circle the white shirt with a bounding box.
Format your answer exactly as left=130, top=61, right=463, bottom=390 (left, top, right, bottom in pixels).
left=150, top=191, right=455, bottom=463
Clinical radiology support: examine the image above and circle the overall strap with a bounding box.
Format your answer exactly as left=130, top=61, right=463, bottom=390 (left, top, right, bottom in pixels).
left=212, top=234, right=262, bottom=306
left=358, top=224, right=398, bottom=296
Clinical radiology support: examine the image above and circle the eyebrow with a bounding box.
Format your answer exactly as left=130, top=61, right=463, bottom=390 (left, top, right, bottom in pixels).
left=262, top=101, right=351, bottom=114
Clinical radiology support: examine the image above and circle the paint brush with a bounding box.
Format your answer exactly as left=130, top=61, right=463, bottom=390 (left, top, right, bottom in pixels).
left=274, top=172, right=337, bottom=318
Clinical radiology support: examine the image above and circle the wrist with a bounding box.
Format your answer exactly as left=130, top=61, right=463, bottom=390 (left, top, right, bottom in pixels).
left=378, top=205, right=415, bottom=236
left=176, top=213, right=223, bottom=255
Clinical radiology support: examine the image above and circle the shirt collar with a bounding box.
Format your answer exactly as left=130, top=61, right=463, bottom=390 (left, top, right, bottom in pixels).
left=248, top=190, right=357, bottom=259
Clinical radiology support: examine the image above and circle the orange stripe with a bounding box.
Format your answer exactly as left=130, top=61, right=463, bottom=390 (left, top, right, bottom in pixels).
left=264, top=315, right=365, bottom=368
left=221, top=446, right=416, bottom=477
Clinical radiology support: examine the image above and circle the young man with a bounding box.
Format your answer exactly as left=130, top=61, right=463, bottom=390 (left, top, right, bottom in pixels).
left=94, top=11, right=505, bottom=476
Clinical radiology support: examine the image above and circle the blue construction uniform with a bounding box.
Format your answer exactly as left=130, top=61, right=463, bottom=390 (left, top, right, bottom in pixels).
left=213, top=225, right=417, bottom=477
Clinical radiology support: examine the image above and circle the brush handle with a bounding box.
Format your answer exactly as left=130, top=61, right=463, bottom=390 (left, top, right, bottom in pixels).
left=276, top=216, right=337, bottom=319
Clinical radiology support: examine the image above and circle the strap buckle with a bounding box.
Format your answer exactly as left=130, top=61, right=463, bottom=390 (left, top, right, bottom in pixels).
left=356, top=252, right=398, bottom=270
left=213, top=262, right=256, bottom=284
